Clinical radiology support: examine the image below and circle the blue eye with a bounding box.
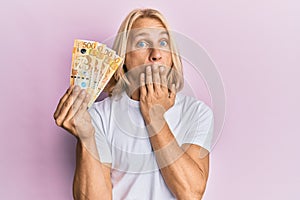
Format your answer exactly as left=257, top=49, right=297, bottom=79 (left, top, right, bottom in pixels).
left=137, top=41, right=147, bottom=48
left=160, top=40, right=168, bottom=47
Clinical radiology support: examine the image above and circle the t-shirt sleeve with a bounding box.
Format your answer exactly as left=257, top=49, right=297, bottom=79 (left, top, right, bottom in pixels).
left=182, top=104, right=214, bottom=152
left=88, top=105, right=112, bottom=163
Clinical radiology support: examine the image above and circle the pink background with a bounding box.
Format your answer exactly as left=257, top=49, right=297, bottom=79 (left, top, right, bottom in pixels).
left=1, top=0, right=299, bottom=199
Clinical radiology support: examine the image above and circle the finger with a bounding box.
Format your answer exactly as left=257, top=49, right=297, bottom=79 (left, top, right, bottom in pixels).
left=146, top=66, right=154, bottom=94
left=65, top=89, right=87, bottom=121
left=55, top=85, right=81, bottom=126
left=54, top=85, right=75, bottom=119
left=169, top=83, right=176, bottom=99
left=75, top=92, right=91, bottom=119
left=140, top=73, right=147, bottom=99
left=152, top=65, right=161, bottom=92
left=159, top=66, right=168, bottom=92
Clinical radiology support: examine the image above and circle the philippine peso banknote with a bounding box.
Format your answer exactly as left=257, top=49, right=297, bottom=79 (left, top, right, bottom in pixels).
left=70, top=39, right=99, bottom=93
left=70, top=39, right=123, bottom=107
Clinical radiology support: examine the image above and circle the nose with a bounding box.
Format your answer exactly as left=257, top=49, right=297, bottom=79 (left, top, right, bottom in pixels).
left=149, top=48, right=162, bottom=62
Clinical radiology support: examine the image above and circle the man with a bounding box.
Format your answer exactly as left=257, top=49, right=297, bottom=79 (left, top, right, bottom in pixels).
left=54, top=8, right=214, bottom=200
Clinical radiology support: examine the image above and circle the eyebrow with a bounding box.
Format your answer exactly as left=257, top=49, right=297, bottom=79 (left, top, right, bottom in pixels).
left=134, top=32, right=150, bottom=37
left=159, top=31, right=168, bottom=36
left=133, top=30, right=169, bottom=38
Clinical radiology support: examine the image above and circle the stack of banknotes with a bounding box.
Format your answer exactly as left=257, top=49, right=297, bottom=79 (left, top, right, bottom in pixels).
left=70, top=39, right=123, bottom=107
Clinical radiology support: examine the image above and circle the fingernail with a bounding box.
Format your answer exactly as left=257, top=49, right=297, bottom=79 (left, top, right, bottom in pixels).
left=146, top=66, right=151, bottom=72
left=159, top=66, right=164, bottom=72
left=81, top=89, right=86, bottom=95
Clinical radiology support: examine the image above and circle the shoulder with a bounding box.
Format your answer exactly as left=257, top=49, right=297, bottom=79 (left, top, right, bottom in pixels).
left=88, top=92, right=127, bottom=118
left=88, top=96, right=113, bottom=118
left=175, top=93, right=213, bottom=118
left=92, top=96, right=112, bottom=110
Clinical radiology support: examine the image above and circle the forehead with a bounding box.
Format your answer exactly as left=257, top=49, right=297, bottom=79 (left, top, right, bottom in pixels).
left=131, top=17, right=165, bottom=29
left=129, top=18, right=168, bottom=38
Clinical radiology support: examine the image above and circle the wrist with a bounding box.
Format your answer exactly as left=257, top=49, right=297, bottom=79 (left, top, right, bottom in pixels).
left=77, top=131, right=100, bottom=161
left=146, top=117, right=167, bottom=137
left=78, top=129, right=96, bottom=145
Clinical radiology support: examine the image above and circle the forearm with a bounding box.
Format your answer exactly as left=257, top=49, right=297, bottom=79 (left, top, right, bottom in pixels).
left=73, top=138, right=112, bottom=200
left=149, top=122, right=207, bottom=200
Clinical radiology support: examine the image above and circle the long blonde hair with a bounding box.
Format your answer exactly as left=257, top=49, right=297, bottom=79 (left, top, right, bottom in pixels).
left=104, top=8, right=184, bottom=96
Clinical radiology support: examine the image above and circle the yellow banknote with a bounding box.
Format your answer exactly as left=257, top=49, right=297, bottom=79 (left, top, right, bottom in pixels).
left=70, top=39, right=99, bottom=92
left=89, top=43, right=106, bottom=92
left=89, top=54, right=123, bottom=107
left=70, top=39, right=123, bottom=107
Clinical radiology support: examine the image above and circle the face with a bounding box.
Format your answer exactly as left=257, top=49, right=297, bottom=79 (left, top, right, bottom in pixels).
left=125, top=17, right=172, bottom=72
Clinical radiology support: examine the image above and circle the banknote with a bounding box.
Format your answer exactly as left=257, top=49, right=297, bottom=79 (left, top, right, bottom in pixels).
left=70, top=39, right=99, bottom=93
left=89, top=43, right=106, bottom=92
left=89, top=54, right=123, bottom=107
left=88, top=47, right=116, bottom=106
left=70, top=39, right=123, bottom=107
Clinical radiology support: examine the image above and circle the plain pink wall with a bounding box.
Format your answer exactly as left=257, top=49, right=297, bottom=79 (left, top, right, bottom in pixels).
left=1, top=0, right=299, bottom=199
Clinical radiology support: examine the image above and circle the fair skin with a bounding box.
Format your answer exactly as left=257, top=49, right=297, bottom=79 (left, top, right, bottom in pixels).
left=54, top=17, right=209, bottom=200
left=53, top=86, right=112, bottom=200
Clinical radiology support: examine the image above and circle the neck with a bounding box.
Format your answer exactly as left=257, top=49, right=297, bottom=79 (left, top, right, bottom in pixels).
left=126, top=87, right=140, bottom=101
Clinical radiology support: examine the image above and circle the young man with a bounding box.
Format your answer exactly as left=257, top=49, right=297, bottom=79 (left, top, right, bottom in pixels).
left=54, top=8, right=214, bottom=200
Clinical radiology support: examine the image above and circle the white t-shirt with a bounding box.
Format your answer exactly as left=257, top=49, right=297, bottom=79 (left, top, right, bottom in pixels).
left=88, top=91, right=214, bottom=200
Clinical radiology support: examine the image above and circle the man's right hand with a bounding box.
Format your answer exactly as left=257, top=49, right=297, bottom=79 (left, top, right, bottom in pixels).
left=53, top=85, right=95, bottom=141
